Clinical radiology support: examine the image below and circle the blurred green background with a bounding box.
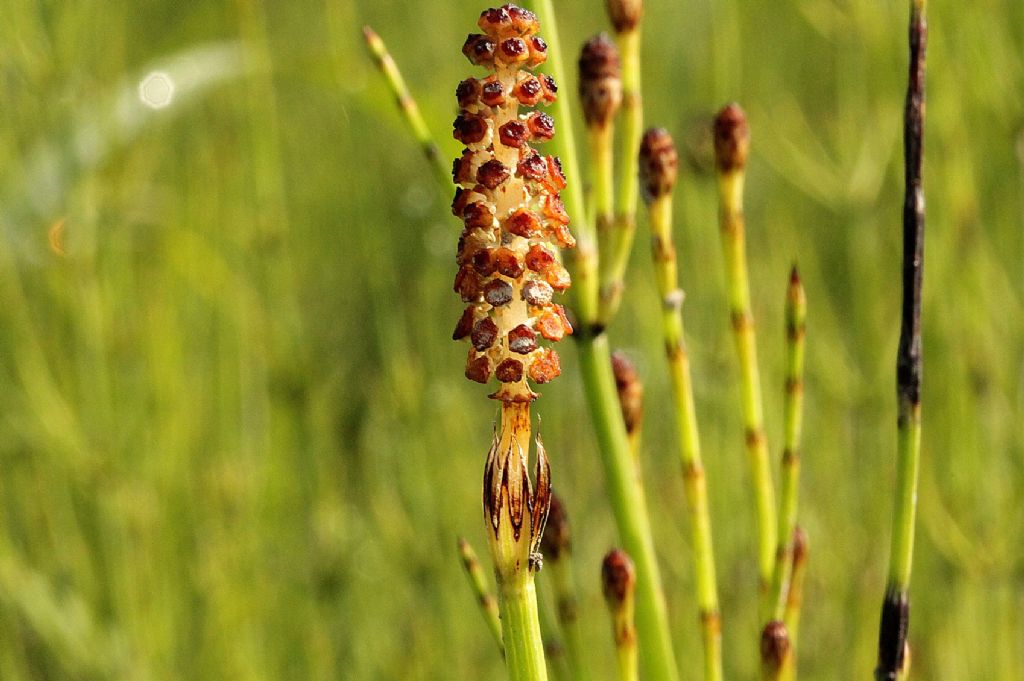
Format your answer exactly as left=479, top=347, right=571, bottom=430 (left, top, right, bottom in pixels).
left=0, top=0, right=1022, bottom=679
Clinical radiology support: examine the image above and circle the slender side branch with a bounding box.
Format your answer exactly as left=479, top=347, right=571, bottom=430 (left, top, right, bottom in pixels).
left=602, top=550, right=640, bottom=681
left=578, top=34, right=622, bottom=245
left=640, top=128, right=722, bottom=681
left=713, top=104, right=777, bottom=600
left=361, top=26, right=451, bottom=192
left=876, top=2, right=927, bottom=680
left=783, top=526, right=808, bottom=649
left=769, top=268, right=807, bottom=619
left=600, top=0, right=645, bottom=322
left=458, top=537, right=505, bottom=653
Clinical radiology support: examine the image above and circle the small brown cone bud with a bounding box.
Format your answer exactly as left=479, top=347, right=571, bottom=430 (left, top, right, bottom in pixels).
left=713, top=103, right=750, bottom=172
left=611, top=351, right=643, bottom=436
left=605, top=0, right=643, bottom=33
left=601, top=548, right=636, bottom=608
left=760, top=620, right=792, bottom=675
left=638, top=127, right=678, bottom=203
left=578, top=34, right=622, bottom=128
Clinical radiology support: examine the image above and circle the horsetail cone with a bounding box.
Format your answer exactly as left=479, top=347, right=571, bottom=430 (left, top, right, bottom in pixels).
left=606, top=0, right=643, bottom=33
left=453, top=4, right=575, bottom=580
left=578, top=34, right=622, bottom=130
left=639, top=128, right=679, bottom=203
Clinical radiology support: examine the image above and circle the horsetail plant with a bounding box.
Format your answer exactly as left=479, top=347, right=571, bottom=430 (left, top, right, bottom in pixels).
left=784, top=526, right=808, bottom=651
left=713, top=104, right=778, bottom=604
left=450, top=6, right=580, bottom=679
left=601, top=549, right=639, bottom=681
left=876, top=1, right=927, bottom=679
left=457, top=536, right=506, bottom=654
left=768, top=268, right=807, bottom=621
left=760, top=620, right=794, bottom=681
left=578, top=34, right=622, bottom=240
left=639, top=128, right=723, bottom=681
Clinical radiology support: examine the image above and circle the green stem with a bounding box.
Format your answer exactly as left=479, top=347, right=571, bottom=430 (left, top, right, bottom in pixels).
left=498, top=573, right=550, bottom=681
left=877, top=1, right=926, bottom=678
left=548, top=561, right=591, bottom=681
left=577, top=333, right=680, bottom=681
left=783, top=526, right=807, bottom=650
left=360, top=26, right=451, bottom=193
left=716, top=167, right=777, bottom=598
left=590, top=124, right=616, bottom=245
left=457, top=537, right=505, bottom=654
left=600, top=28, right=643, bottom=323
left=769, top=268, right=806, bottom=620
left=647, top=194, right=722, bottom=681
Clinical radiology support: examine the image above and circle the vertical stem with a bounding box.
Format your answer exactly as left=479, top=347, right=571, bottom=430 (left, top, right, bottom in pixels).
left=457, top=537, right=505, bottom=654
left=499, top=573, right=550, bottom=681
left=591, top=124, right=617, bottom=240
left=876, top=2, right=926, bottom=679
left=783, top=526, right=808, bottom=650
left=600, top=27, right=644, bottom=322
left=647, top=185, right=722, bottom=681
left=548, top=561, right=592, bottom=681
left=361, top=26, right=451, bottom=192
left=577, top=333, right=680, bottom=681
left=769, top=268, right=806, bottom=620
left=714, top=107, right=777, bottom=598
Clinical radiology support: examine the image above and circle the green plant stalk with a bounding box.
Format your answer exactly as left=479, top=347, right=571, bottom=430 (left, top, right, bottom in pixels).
left=610, top=599, right=639, bottom=681
left=536, top=581, right=572, bottom=681
left=590, top=124, right=616, bottom=244
left=530, top=3, right=679, bottom=679
left=876, top=1, right=926, bottom=679
left=783, top=526, right=807, bottom=652
left=577, top=334, right=680, bottom=681
left=647, top=194, right=723, bottom=681
left=600, top=27, right=643, bottom=323
left=498, top=572, right=550, bottom=681
left=361, top=26, right=451, bottom=192
left=548, top=560, right=591, bottom=681
left=457, top=537, right=505, bottom=654
left=716, top=166, right=777, bottom=596
left=768, top=268, right=806, bottom=621
left=530, top=0, right=598, bottom=326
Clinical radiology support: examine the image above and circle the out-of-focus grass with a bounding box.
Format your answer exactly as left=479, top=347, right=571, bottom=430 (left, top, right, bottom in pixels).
left=0, top=0, right=1021, bottom=679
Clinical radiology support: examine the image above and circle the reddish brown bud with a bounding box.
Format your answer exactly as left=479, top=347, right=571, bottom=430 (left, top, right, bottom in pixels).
left=472, top=317, right=499, bottom=350
left=545, top=156, right=567, bottom=190
left=477, top=159, right=510, bottom=189
left=528, top=348, right=561, bottom=383
left=760, top=621, right=791, bottom=674
left=526, top=111, right=555, bottom=141
left=451, top=187, right=471, bottom=217
left=456, top=78, right=481, bottom=108
left=513, top=75, right=543, bottom=106
left=611, top=350, right=643, bottom=435
left=522, top=280, right=553, bottom=306
left=498, top=37, right=529, bottom=64
left=484, top=279, right=514, bottom=307
left=546, top=263, right=571, bottom=291
left=508, top=324, right=538, bottom=354
left=462, top=34, right=496, bottom=66
left=525, top=244, right=555, bottom=273
left=517, top=153, right=548, bottom=181
left=480, top=78, right=506, bottom=107
left=498, top=120, right=530, bottom=148
left=478, top=6, right=512, bottom=35
left=465, top=353, right=492, bottom=383
left=453, top=306, right=476, bottom=340
left=527, top=35, right=548, bottom=67
left=506, top=209, right=541, bottom=238
left=606, top=0, right=643, bottom=33
left=493, top=247, right=524, bottom=278
left=454, top=265, right=482, bottom=301
left=453, top=112, right=489, bottom=144
left=462, top=201, right=494, bottom=230
left=471, top=248, right=496, bottom=276
left=713, top=103, right=750, bottom=172
left=507, top=5, right=539, bottom=35
left=601, top=549, right=636, bottom=607
left=578, top=34, right=622, bottom=127
left=550, top=223, right=576, bottom=249
left=639, top=127, right=679, bottom=202
left=536, top=308, right=569, bottom=341
left=452, top=150, right=476, bottom=185
left=540, top=74, right=558, bottom=103
left=495, top=358, right=524, bottom=383
left=542, top=193, right=570, bottom=225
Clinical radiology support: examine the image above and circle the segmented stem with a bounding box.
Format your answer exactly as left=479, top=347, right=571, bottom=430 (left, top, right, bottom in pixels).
left=769, top=267, right=806, bottom=620
left=458, top=537, right=505, bottom=653
left=602, top=550, right=639, bottom=681
left=783, top=526, right=808, bottom=651
left=713, top=105, right=777, bottom=598
left=641, top=129, right=722, bottom=681
left=361, top=26, right=451, bottom=192
left=876, top=1, right=926, bottom=679
left=499, top=572, right=550, bottom=681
